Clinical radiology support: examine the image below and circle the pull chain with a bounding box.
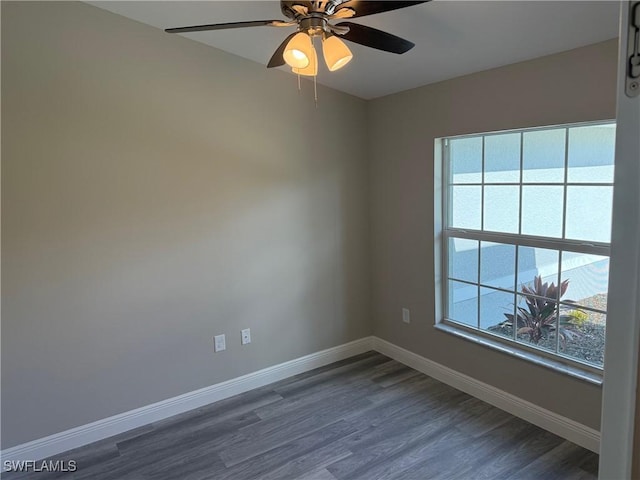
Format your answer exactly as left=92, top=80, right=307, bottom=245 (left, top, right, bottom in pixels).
left=313, top=75, right=318, bottom=107
left=297, top=73, right=301, bottom=92
left=311, top=35, right=318, bottom=107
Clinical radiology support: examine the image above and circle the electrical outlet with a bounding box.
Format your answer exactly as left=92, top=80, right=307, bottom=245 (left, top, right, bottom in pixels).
left=214, top=334, right=226, bottom=352
left=402, top=308, right=411, bottom=324
left=241, top=328, right=251, bottom=345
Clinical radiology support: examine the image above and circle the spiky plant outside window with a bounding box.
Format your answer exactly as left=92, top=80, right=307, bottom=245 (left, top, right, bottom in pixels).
left=489, top=275, right=585, bottom=348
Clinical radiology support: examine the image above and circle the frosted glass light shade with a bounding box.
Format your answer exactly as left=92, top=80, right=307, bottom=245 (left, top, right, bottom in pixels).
left=292, top=44, right=318, bottom=76
left=283, top=32, right=312, bottom=68
left=322, top=35, right=352, bottom=71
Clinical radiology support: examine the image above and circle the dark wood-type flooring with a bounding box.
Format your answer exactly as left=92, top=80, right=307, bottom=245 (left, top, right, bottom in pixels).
left=3, top=352, right=598, bottom=479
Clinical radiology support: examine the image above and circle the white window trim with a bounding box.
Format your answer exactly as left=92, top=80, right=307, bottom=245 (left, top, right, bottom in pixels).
left=434, top=120, right=615, bottom=382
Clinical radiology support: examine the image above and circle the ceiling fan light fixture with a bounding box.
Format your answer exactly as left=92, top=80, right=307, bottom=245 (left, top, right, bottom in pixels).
left=322, top=34, right=353, bottom=71
left=165, top=0, right=426, bottom=85
left=292, top=43, right=318, bottom=76
left=283, top=31, right=313, bottom=68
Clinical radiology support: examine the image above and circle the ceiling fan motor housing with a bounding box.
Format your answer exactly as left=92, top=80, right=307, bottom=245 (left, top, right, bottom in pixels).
left=299, top=17, right=328, bottom=37
left=281, top=1, right=343, bottom=19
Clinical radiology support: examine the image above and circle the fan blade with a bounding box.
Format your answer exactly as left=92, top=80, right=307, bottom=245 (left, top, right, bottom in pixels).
left=336, top=22, right=414, bottom=54
left=334, top=1, right=428, bottom=19
left=267, top=32, right=298, bottom=68
left=165, top=20, right=291, bottom=34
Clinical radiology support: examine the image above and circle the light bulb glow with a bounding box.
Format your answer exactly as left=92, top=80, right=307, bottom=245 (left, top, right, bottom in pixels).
left=291, top=50, right=306, bottom=61
left=283, top=32, right=312, bottom=69
left=322, top=34, right=352, bottom=72
left=292, top=42, right=318, bottom=76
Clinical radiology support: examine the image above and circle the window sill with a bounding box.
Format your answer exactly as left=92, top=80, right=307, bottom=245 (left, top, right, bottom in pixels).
left=434, top=322, right=603, bottom=386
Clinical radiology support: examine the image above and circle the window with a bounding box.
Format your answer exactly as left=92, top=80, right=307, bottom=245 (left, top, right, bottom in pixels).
left=439, top=121, right=615, bottom=371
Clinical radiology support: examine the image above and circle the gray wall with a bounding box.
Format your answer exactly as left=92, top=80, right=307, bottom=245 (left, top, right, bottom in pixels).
left=1, top=1, right=371, bottom=448
left=368, top=39, right=618, bottom=430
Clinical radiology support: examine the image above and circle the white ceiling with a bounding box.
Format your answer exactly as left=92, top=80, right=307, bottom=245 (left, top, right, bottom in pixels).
left=89, top=1, right=619, bottom=99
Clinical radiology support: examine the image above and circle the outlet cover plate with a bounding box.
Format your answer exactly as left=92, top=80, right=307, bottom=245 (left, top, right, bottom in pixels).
left=241, top=328, right=251, bottom=345
left=214, top=334, right=226, bottom=352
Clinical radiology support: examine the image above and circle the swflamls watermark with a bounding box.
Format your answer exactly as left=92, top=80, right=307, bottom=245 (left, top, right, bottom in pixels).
left=3, top=459, right=77, bottom=473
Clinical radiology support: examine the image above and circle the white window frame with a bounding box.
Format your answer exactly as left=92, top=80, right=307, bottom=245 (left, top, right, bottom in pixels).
left=435, top=120, right=615, bottom=380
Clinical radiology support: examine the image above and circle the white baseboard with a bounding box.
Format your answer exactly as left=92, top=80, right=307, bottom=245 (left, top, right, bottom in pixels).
left=372, top=337, right=600, bottom=453
left=2, top=334, right=600, bottom=463
left=0, top=337, right=375, bottom=463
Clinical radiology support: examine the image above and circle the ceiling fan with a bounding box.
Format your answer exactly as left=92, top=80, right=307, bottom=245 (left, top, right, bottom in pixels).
left=165, top=1, right=429, bottom=76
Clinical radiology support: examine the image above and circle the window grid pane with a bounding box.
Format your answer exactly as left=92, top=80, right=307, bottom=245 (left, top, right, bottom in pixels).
left=568, top=124, right=616, bottom=184
left=442, top=121, right=614, bottom=370
left=522, top=128, right=566, bottom=183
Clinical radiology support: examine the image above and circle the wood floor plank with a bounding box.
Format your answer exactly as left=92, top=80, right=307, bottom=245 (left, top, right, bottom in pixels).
left=116, top=411, right=261, bottom=456
left=443, top=396, right=514, bottom=437
left=371, top=366, right=422, bottom=388
left=151, top=387, right=283, bottom=430
left=264, top=351, right=381, bottom=394
left=1, top=426, right=155, bottom=480
left=386, top=419, right=541, bottom=480
left=506, top=440, right=599, bottom=480
left=392, top=416, right=564, bottom=480
left=296, top=468, right=339, bottom=480
left=211, top=421, right=357, bottom=480
left=272, top=354, right=390, bottom=399
left=140, top=451, right=225, bottom=480
left=7, top=352, right=597, bottom=480
left=463, top=428, right=566, bottom=480
left=324, top=384, right=488, bottom=480
left=218, top=394, right=372, bottom=467
left=253, top=377, right=381, bottom=421
left=71, top=412, right=260, bottom=480
left=345, top=426, right=472, bottom=480
left=256, top=442, right=352, bottom=480
left=325, top=409, right=469, bottom=480
left=341, top=376, right=469, bottom=433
